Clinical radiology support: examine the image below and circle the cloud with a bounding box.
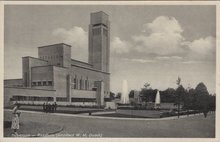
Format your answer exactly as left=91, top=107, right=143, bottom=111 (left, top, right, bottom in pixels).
left=156, top=56, right=183, bottom=60
left=111, top=37, right=131, bottom=54
left=52, top=18, right=215, bottom=63
left=53, top=26, right=88, bottom=62
left=132, top=16, right=185, bottom=55
left=113, top=16, right=215, bottom=63
left=143, top=16, right=183, bottom=34
left=187, top=36, right=215, bottom=60
left=122, top=58, right=155, bottom=63
left=181, top=61, right=203, bottom=64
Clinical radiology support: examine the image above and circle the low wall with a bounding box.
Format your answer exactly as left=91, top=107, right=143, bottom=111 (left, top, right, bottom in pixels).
left=57, top=102, right=97, bottom=106
left=4, top=87, right=56, bottom=107
left=105, top=102, right=116, bottom=109
left=116, top=109, right=162, bottom=118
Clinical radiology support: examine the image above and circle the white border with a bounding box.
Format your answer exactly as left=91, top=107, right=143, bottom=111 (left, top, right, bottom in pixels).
left=0, top=1, right=219, bottom=142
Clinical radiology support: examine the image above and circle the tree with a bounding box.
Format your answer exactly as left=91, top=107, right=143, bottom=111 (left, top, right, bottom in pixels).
left=144, top=83, right=151, bottom=89
left=175, top=77, right=185, bottom=118
left=208, top=95, right=216, bottom=112
left=175, top=85, right=186, bottom=111
left=116, top=92, right=122, bottom=99
left=109, top=92, right=115, bottom=100
left=183, top=88, right=194, bottom=110
left=140, top=88, right=157, bottom=103
left=194, top=82, right=210, bottom=117
left=129, top=90, right=135, bottom=98
left=176, top=76, right=181, bottom=86
left=160, top=88, right=176, bottom=103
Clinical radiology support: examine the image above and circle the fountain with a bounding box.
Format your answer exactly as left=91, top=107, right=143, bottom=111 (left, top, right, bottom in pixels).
left=154, top=90, right=161, bottom=109
left=120, top=80, right=129, bottom=104
left=116, top=82, right=162, bottom=118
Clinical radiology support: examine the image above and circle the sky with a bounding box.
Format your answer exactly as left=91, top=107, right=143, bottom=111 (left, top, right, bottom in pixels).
left=4, top=5, right=216, bottom=94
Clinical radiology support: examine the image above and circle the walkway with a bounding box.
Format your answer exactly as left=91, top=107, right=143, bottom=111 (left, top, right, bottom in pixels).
left=4, top=109, right=215, bottom=137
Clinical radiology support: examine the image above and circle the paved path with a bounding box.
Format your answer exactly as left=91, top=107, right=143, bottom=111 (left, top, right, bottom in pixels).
left=4, top=109, right=206, bottom=121
left=4, top=109, right=215, bottom=137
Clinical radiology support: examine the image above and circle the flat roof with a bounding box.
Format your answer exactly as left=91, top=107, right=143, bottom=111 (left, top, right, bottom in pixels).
left=4, top=78, right=23, bottom=81
left=4, top=86, right=56, bottom=91
left=31, top=65, right=68, bottom=69
left=38, top=43, right=71, bottom=48
left=91, top=11, right=109, bottom=16
left=71, top=64, right=110, bottom=75
left=22, top=56, right=48, bottom=62
left=71, top=59, right=92, bottom=66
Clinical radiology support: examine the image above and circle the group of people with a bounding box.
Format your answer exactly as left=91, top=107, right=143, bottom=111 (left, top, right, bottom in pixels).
left=43, top=102, right=57, bottom=113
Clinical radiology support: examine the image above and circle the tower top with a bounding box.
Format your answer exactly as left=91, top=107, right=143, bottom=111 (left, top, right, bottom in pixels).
left=90, top=11, right=109, bottom=26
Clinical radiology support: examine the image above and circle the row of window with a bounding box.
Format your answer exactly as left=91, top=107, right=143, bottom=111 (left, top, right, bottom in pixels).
left=32, top=81, right=53, bottom=86
left=40, top=55, right=63, bottom=60
left=4, top=85, right=23, bottom=87
left=72, top=78, right=90, bottom=90
left=71, top=98, right=96, bottom=102
left=103, top=29, right=108, bottom=36
left=93, top=28, right=101, bottom=35
left=56, top=97, right=68, bottom=102
left=11, top=96, right=96, bottom=103
left=11, top=96, right=54, bottom=101
left=92, top=28, right=108, bottom=36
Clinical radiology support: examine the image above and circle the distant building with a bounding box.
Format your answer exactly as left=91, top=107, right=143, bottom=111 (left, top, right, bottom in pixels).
left=4, top=11, right=110, bottom=107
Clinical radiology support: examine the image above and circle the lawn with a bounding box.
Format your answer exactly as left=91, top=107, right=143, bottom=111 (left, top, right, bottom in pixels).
left=4, top=110, right=215, bottom=138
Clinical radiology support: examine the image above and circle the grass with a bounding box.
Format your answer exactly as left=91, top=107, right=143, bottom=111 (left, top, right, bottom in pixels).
left=4, top=121, right=62, bottom=137
left=4, top=110, right=215, bottom=138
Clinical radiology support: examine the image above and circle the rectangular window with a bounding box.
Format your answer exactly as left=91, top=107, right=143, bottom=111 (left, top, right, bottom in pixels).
left=43, top=81, right=47, bottom=86
left=80, top=79, right=82, bottom=90
left=76, top=79, right=78, bottom=89
left=37, top=81, right=42, bottom=86
left=32, top=82, right=36, bottom=86
left=74, top=78, right=77, bottom=89
left=103, top=29, right=108, bottom=36
left=71, top=98, right=96, bottom=102
left=48, top=81, right=53, bottom=86
left=93, top=28, right=101, bottom=35
left=56, top=97, right=67, bottom=102
left=85, top=79, right=88, bottom=90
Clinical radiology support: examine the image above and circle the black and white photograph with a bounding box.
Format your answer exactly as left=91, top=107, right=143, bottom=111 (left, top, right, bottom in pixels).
left=1, top=2, right=219, bottom=140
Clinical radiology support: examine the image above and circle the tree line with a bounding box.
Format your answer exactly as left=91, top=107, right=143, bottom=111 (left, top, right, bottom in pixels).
left=128, top=81, right=216, bottom=114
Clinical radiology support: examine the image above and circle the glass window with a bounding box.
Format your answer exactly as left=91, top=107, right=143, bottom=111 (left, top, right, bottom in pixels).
left=37, top=81, right=42, bottom=86
left=48, top=81, right=53, bottom=86
left=43, top=81, right=47, bottom=86
left=32, top=82, right=36, bottom=86
left=80, top=79, right=82, bottom=90
left=74, top=78, right=77, bottom=89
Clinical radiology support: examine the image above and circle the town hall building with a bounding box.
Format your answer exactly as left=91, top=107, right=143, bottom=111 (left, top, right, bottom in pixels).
left=4, top=11, right=110, bottom=107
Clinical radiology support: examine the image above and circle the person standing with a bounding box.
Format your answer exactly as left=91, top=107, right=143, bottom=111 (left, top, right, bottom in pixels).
left=11, top=104, right=21, bottom=136
left=43, top=102, right=46, bottom=112
left=48, top=103, right=51, bottom=113
left=54, top=102, right=57, bottom=112
left=51, top=103, right=55, bottom=113
left=45, top=102, right=48, bottom=113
